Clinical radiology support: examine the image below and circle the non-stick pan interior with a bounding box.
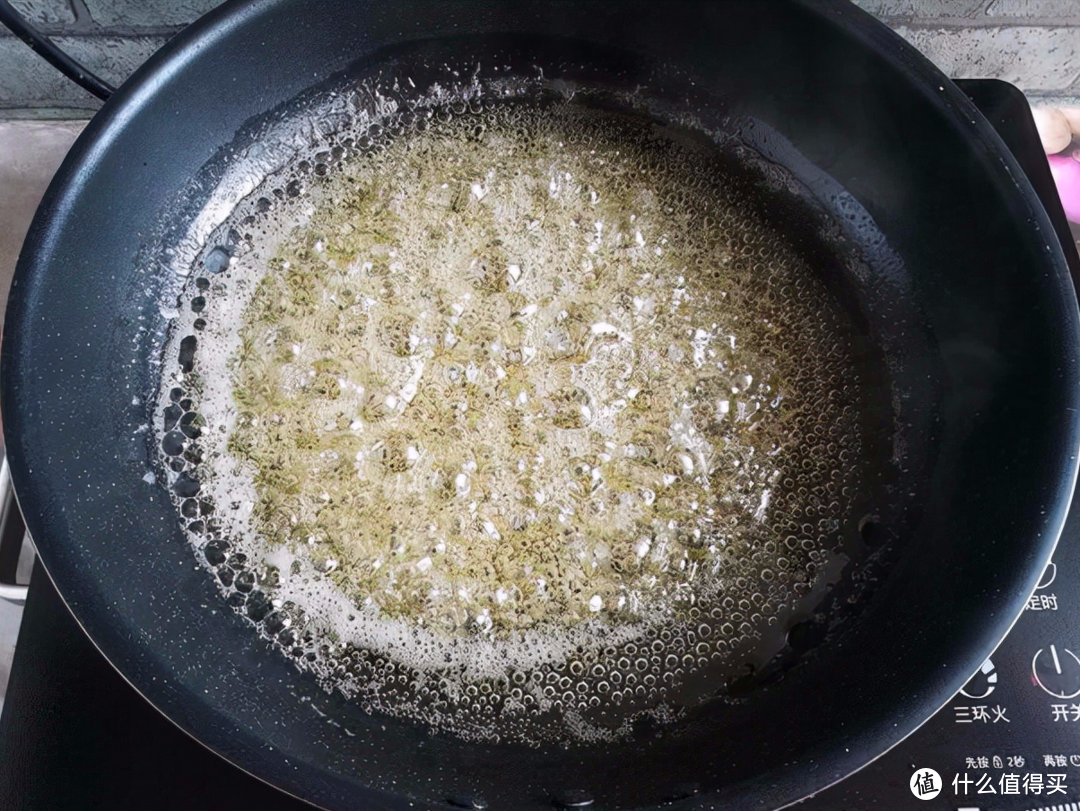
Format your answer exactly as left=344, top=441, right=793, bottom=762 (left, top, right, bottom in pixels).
left=3, top=3, right=1078, bottom=810
left=146, top=33, right=932, bottom=756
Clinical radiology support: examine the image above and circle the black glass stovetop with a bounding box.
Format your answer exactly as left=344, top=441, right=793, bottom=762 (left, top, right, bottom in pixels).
left=3, top=79, right=1080, bottom=811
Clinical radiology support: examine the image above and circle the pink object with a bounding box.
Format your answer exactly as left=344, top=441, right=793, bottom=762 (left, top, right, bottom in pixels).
left=1047, top=153, right=1080, bottom=224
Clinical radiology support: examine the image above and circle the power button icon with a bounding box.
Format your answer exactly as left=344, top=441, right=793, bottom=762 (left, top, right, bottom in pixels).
left=1032, top=645, right=1080, bottom=699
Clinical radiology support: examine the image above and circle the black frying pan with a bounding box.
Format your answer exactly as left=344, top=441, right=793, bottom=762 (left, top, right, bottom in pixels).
left=2, top=1, right=1079, bottom=809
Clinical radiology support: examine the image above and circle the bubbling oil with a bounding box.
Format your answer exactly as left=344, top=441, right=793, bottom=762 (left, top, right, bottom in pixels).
left=155, top=86, right=888, bottom=746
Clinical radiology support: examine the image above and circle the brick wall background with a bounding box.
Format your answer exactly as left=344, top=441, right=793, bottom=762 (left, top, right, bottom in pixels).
left=0, top=0, right=222, bottom=116
left=1, top=0, right=1080, bottom=116
left=854, top=0, right=1080, bottom=106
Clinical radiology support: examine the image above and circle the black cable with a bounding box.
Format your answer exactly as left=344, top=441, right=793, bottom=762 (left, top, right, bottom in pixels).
left=0, top=0, right=113, bottom=101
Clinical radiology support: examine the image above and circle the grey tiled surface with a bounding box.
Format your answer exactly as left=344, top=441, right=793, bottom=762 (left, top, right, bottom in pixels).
left=986, top=0, right=1080, bottom=18
left=9, top=0, right=73, bottom=26
left=0, top=0, right=224, bottom=115
left=853, top=0, right=1080, bottom=103
left=892, top=23, right=1080, bottom=90
left=81, top=0, right=222, bottom=29
left=855, top=0, right=988, bottom=16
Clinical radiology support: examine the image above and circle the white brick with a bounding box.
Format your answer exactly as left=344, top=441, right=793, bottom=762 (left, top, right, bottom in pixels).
left=83, top=0, right=224, bottom=28
left=892, top=24, right=1080, bottom=90
left=9, top=0, right=75, bottom=26
left=851, top=0, right=987, bottom=17
left=987, top=0, right=1080, bottom=18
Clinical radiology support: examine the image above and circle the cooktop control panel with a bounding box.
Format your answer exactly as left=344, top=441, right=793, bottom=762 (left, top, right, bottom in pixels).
left=797, top=515, right=1080, bottom=810
left=797, top=513, right=1080, bottom=810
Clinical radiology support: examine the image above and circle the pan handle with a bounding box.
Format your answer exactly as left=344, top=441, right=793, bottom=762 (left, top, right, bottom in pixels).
left=0, top=455, right=29, bottom=603
left=0, top=0, right=114, bottom=101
